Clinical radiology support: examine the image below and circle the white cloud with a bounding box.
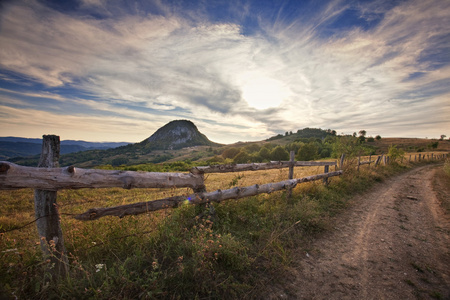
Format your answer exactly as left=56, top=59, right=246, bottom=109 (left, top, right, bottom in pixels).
left=0, top=0, right=449, bottom=142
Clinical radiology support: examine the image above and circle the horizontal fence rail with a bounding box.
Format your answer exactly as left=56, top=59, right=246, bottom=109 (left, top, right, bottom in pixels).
left=74, top=170, right=343, bottom=221
left=0, top=161, right=205, bottom=191
left=190, top=160, right=337, bottom=174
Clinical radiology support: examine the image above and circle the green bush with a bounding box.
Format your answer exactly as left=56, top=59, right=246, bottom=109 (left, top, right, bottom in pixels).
left=296, top=142, right=319, bottom=161
left=270, top=146, right=289, bottom=161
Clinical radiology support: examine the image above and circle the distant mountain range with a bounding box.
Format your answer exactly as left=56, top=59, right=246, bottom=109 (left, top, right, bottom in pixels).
left=0, top=137, right=129, bottom=160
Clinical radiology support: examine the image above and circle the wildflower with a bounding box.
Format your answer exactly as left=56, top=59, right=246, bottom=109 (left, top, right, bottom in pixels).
left=1, top=248, right=18, bottom=253
left=152, top=261, right=159, bottom=270
left=95, top=264, right=105, bottom=272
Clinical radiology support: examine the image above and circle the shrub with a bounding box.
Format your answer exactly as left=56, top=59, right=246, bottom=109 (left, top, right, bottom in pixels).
left=258, top=147, right=271, bottom=161
left=270, top=146, right=289, bottom=161
left=222, top=147, right=240, bottom=159
left=444, top=158, right=450, bottom=177
left=111, top=157, right=129, bottom=166
left=387, top=145, right=405, bottom=162
left=233, top=150, right=251, bottom=164
left=296, top=142, right=319, bottom=161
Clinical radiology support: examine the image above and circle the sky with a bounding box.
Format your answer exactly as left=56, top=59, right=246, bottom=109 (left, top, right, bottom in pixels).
left=0, top=0, right=449, bottom=144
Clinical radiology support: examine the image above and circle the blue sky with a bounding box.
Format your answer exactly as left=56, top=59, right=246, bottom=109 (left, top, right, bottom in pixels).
left=0, top=0, right=449, bottom=144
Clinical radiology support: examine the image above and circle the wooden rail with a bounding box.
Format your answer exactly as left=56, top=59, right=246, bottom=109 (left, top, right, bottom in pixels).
left=190, top=160, right=336, bottom=174
left=0, top=162, right=205, bottom=191
left=74, top=170, right=343, bottom=220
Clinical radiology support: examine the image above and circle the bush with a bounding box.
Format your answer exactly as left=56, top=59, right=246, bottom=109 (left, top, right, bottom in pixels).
left=233, top=150, right=251, bottom=164
left=270, top=146, right=289, bottom=161
left=296, top=142, right=319, bottom=161
left=258, top=147, right=271, bottom=161
left=444, top=158, right=450, bottom=176
left=222, top=148, right=240, bottom=159
left=111, top=157, right=129, bottom=166
left=387, top=145, right=405, bottom=162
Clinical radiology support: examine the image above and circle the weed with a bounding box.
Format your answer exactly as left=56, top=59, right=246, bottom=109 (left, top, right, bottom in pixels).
left=411, top=262, right=424, bottom=273
left=405, top=279, right=416, bottom=287
left=430, top=291, right=443, bottom=299
left=444, top=158, right=450, bottom=177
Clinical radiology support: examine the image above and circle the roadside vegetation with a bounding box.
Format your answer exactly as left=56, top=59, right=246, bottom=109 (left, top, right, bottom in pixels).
left=1, top=133, right=448, bottom=299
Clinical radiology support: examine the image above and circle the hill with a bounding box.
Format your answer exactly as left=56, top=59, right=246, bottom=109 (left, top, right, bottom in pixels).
left=138, top=120, right=220, bottom=151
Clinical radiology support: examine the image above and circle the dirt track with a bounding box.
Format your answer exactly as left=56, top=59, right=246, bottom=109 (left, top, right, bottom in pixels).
left=276, top=165, right=450, bottom=299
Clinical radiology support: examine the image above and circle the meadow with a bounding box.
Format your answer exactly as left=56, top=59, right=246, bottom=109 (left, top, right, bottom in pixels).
left=0, top=153, right=447, bottom=299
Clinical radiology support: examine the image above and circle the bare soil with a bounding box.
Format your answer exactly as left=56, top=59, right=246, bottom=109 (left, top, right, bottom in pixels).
left=273, top=164, right=450, bottom=299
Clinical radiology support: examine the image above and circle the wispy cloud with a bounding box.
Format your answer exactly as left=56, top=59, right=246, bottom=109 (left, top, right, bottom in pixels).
left=0, top=0, right=449, bottom=142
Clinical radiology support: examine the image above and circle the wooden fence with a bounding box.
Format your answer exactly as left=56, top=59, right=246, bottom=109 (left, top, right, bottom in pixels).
left=354, top=152, right=448, bottom=171
left=0, top=135, right=342, bottom=275
left=1, top=136, right=447, bottom=275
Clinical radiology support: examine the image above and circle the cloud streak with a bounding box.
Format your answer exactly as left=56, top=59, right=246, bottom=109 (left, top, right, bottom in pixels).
left=0, top=0, right=449, bottom=143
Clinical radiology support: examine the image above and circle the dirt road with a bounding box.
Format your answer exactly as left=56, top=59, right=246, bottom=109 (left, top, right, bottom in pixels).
left=278, top=165, right=450, bottom=299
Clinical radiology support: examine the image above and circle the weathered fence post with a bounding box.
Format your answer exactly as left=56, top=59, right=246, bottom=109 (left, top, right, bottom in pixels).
left=34, top=135, right=68, bottom=277
left=374, top=155, right=381, bottom=167
left=323, top=165, right=329, bottom=185
left=287, top=151, right=295, bottom=198
left=339, top=154, right=345, bottom=170
left=357, top=155, right=361, bottom=172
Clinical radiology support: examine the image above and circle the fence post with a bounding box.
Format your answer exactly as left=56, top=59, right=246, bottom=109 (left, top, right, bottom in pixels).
left=34, top=135, right=68, bottom=277
left=339, top=154, right=345, bottom=170
left=357, top=155, right=361, bottom=172
left=287, top=151, right=295, bottom=198
left=323, top=165, right=329, bottom=186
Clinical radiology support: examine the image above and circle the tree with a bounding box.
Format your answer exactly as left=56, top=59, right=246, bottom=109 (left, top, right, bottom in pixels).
left=440, top=134, right=446, bottom=141
left=222, top=147, right=240, bottom=159
left=357, top=130, right=367, bottom=143
left=270, top=146, right=289, bottom=161
left=244, top=144, right=261, bottom=153
left=296, top=142, right=319, bottom=161
left=375, top=135, right=381, bottom=140
left=258, top=147, right=271, bottom=161
left=233, top=150, right=251, bottom=164
left=388, top=145, right=405, bottom=162
left=111, top=157, right=129, bottom=166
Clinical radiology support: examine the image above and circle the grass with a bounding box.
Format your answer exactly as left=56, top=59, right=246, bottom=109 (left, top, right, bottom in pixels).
left=0, top=153, right=446, bottom=299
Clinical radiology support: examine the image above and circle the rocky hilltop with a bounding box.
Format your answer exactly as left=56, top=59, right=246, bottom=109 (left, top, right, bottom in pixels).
left=139, top=120, right=219, bottom=150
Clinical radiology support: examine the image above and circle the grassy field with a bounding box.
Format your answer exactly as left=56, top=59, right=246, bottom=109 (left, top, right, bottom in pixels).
left=0, top=152, right=447, bottom=299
